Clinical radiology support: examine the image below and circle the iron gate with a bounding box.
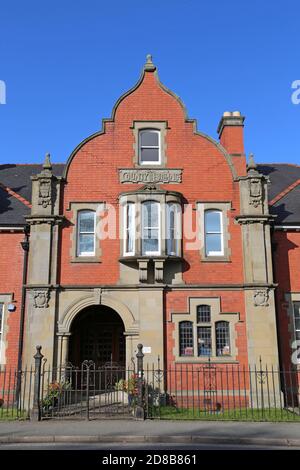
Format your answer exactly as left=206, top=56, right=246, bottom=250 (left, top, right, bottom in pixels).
left=40, top=358, right=137, bottom=420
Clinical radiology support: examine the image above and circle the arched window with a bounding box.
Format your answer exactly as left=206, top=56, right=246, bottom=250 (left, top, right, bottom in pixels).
left=166, top=202, right=181, bottom=256
left=197, top=305, right=211, bottom=323
left=215, top=321, right=230, bottom=356
left=204, top=210, right=223, bottom=256
left=142, top=201, right=160, bottom=255
left=139, top=129, right=160, bottom=164
left=77, top=210, right=96, bottom=256
left=179, top=321, right=194, bottom=357
left=124, top=203, right=135, bottom=256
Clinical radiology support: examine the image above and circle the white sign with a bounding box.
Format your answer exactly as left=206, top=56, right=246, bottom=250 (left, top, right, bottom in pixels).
left=142, top=346, right=152, bottom=354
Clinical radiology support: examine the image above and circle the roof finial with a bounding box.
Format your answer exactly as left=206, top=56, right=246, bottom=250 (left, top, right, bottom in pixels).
left=144, top=54, right=156, bottom=71
left=247, top=153, right=257, bottom=171
left=43, top=152, right=52, bottom=170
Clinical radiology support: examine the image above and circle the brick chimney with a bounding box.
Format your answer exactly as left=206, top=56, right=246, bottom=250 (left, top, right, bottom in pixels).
left=217, top=111, right=246, bottom=176
left=217, top=111, right=245, bottom=156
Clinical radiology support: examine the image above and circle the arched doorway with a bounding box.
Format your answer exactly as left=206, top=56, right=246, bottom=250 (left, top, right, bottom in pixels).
left=69, top=305, right=126, bottom=367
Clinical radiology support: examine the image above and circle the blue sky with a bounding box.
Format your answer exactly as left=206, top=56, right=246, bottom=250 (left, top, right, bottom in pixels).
left=0, top=0, right=299, bottom=165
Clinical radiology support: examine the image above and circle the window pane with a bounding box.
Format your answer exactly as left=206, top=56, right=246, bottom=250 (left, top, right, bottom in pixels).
left=216, top=322, right=230, bottom=356
left=142, top=233, right=159, bottom=254
left=79, top=211, right=95, bottom=233
left=125, top=204, right=135, bottom=254
left=140, top=148, right=159, bottom=162
left=143, top=201, right=158, bottom=227
left=166, top=204, right=180, bottom=255
left=295, top=318, right=300, bottom=331
left=205, top=211, right=221, bottom=233
left=179, top=321, right=194, bottom=356
left=197, top=305, right=211, bottom=323
left=197, top=327, right=212, bottom=356
left=205, top=234, right=222, bottom=254
left=293, top=302, right=300, bottom=319
left=140, top=130, right=159, bottom=147
left=79, top=234, right=95, bottom=254
left=142, top=202, right=160, bottom=254
left=0, top=305, right=3, bottom=333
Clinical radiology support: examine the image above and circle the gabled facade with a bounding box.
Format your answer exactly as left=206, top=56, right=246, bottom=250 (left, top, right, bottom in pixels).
left=0, top=56, right=299, bottom=381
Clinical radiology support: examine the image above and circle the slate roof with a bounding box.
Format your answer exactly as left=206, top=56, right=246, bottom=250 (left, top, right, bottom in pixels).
left=258, top=164, right=300, bottom=225
left=0, top=164, right=65, bottom=226
left=0, top=162, right=299, bottom=226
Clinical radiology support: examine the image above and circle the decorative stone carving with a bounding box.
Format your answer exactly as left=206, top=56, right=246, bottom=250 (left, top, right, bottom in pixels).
left=38, top=178, right=52, bottom=208
left=119, top=169, right=182, bottom=184
left=33, top=289, right=50, bottom=308
left=249, top=178, right=262, bottom=208
left=254, top=289, right=269, bottom=307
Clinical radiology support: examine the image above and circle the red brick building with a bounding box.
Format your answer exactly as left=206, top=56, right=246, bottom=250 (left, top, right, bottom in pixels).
left=0, top=56, right=299, bottom=388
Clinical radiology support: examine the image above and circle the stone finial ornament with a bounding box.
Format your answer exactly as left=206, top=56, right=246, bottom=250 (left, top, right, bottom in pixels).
left=144, top=54, right=156, bottom=72
left=43, top=152, right=52, bottom=170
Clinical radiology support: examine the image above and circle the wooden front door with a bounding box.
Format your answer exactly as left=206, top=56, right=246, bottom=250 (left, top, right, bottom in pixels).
left=69, top=306, right=125, bottom=368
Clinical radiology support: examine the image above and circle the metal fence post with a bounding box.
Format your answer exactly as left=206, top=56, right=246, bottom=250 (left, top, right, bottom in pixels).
left=135, top=344, right=144, bottom=420
left=31, top=345, right=44, bottom=421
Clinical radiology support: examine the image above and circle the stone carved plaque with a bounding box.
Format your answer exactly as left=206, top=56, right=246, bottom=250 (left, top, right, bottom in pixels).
left=38, top=178, right=52, bottom=208
left=254, top=289, right=269, bottom=307
left=249, top=178, right=262, bottom=208
left=33, top=289, right=50, bottom=308
left=119, top=169, right=182, bottom=184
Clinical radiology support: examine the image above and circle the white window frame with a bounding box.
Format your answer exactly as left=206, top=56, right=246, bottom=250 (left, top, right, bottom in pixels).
left=0, top=303, right=4, bottom=364
left=123, top=203, right=135, bottom=256
left=138, top=129, right=161, bottom=165
left=293, top=302, right=300, bottom=362
left=166, top=202, right=181, bottom=256
left=77, top=210, right=96, bottom=257
left=141, top=201, right=161, bottom=256
left=204, top=209, right=224, bottom=256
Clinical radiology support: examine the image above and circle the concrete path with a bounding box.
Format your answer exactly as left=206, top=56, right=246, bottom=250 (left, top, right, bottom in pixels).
left=1, top=420, right=300, bottom=447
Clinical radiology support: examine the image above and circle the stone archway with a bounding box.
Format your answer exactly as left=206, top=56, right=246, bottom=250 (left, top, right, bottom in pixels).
left=56, top=292, right=139, bottom=369
left=68, top=305, right=125, bottom=367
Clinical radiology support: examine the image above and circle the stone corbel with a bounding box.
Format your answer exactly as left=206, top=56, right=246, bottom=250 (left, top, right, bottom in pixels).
left=137, top=259, right=149, bottom=283
left=154, top=259, right=165, bottom=283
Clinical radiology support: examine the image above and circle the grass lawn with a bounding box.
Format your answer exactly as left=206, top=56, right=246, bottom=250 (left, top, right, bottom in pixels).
left=149, top=406, right=300, bottom=422
left=0, top=408, right=28, bottom=421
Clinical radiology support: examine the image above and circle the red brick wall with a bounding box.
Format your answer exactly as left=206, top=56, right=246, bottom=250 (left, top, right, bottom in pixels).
left=165, top=290, right=248, bottom=368
left=273, top=231, right=300, bottom=369
left=60, top=70, right=246, bottom=287
left=0, top=232, right=24, bottom=370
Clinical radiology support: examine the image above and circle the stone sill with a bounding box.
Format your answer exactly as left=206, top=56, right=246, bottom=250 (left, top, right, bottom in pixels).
left=119, top=255, right=182, bottom=262
left=201, top=257, right=231, bottom=263
left=175, top=358, right=239, bottom=364
left=71, top=257, right=101, bottom=264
